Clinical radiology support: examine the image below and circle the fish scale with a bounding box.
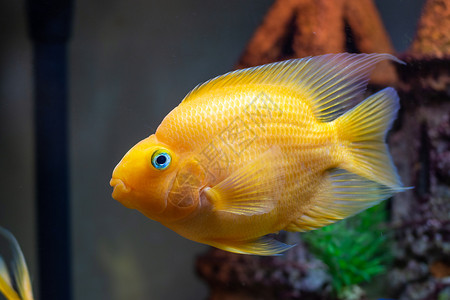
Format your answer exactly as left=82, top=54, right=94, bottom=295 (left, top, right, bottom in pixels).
left=157, top=88, right=344, bottom=240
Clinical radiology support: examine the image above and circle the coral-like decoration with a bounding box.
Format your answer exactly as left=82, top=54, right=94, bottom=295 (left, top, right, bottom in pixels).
left=389, top=0, right=450, bottom=299
left=409, top=0, right=450, bottom=59
left=196, top=237, right=332, bottom=300
left=236, top=0, right=397, bottom=85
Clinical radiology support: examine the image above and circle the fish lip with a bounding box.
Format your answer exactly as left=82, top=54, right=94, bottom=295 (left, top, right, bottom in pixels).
left=110, top=178, right=131, bottom=197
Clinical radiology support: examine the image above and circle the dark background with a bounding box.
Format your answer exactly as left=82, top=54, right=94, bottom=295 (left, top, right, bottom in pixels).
left=0, top=0, right=425, bottom=299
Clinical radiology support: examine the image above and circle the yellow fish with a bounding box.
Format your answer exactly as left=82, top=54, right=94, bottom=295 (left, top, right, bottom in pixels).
left=110, top=53, right=406, bottom=255
left=0, top=227, right=34, bottom=300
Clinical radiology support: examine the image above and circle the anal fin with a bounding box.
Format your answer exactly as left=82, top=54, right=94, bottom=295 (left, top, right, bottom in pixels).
left=213, top=236, right=295, bottom=256
left=285, top=168, right=404, bottom=232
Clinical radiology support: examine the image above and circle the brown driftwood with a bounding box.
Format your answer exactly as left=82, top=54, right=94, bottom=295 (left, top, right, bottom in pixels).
left=236, top=0, right=397, bottom=85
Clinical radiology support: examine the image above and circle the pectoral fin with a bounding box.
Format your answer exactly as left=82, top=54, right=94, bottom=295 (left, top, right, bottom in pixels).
left=213, top=236, right=295, bottom=256
left=204, top=147, right=285, bottom=216
left=0, top=227, right=34, bottom=300
left=0, top=255, right=21, bottom=300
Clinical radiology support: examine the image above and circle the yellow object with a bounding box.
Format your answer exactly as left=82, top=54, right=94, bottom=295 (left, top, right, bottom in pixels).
left=0, top=228, right=34, bottom=300
left=110, top=53, right=406, bottom=255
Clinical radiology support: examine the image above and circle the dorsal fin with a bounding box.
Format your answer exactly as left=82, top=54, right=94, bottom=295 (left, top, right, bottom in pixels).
left=181, top=53, right=403, bottom=122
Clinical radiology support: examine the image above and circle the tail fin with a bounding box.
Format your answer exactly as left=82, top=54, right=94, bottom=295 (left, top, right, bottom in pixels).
left=285, top=87, right=407, bottom=233
left=0, top=228, right=34, bottom=300
left=335, top=87, right=403, bottom=189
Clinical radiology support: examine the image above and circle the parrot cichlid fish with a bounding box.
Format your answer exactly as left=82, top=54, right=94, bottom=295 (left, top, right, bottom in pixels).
left=110, top=53, right=407, bottom=256
left=0, top=227, right=34, bottom=300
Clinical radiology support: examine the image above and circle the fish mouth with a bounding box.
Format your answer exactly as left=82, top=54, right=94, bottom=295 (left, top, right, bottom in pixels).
left=110, top=178, right=131, bottom=201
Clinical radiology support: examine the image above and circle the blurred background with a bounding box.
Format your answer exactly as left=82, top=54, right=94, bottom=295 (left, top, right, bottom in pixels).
left=0, top=0, right=426, bottom=299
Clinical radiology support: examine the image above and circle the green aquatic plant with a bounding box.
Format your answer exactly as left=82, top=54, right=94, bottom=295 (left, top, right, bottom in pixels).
left=302, top=202, right=392, bottom=298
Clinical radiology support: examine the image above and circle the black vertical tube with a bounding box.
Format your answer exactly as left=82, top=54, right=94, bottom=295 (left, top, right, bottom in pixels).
left=26, top=1, right=73, bottom=299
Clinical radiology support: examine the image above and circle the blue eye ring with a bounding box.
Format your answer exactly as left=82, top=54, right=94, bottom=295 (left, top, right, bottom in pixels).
left=151, top=150, right=171, bottom=170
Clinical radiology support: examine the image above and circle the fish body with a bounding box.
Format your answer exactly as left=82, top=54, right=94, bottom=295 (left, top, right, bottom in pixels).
left=111, top=53, right=406, bottom=255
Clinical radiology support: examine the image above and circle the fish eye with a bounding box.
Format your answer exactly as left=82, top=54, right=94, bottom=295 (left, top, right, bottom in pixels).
left=151, top=149, right=171, bottom=170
